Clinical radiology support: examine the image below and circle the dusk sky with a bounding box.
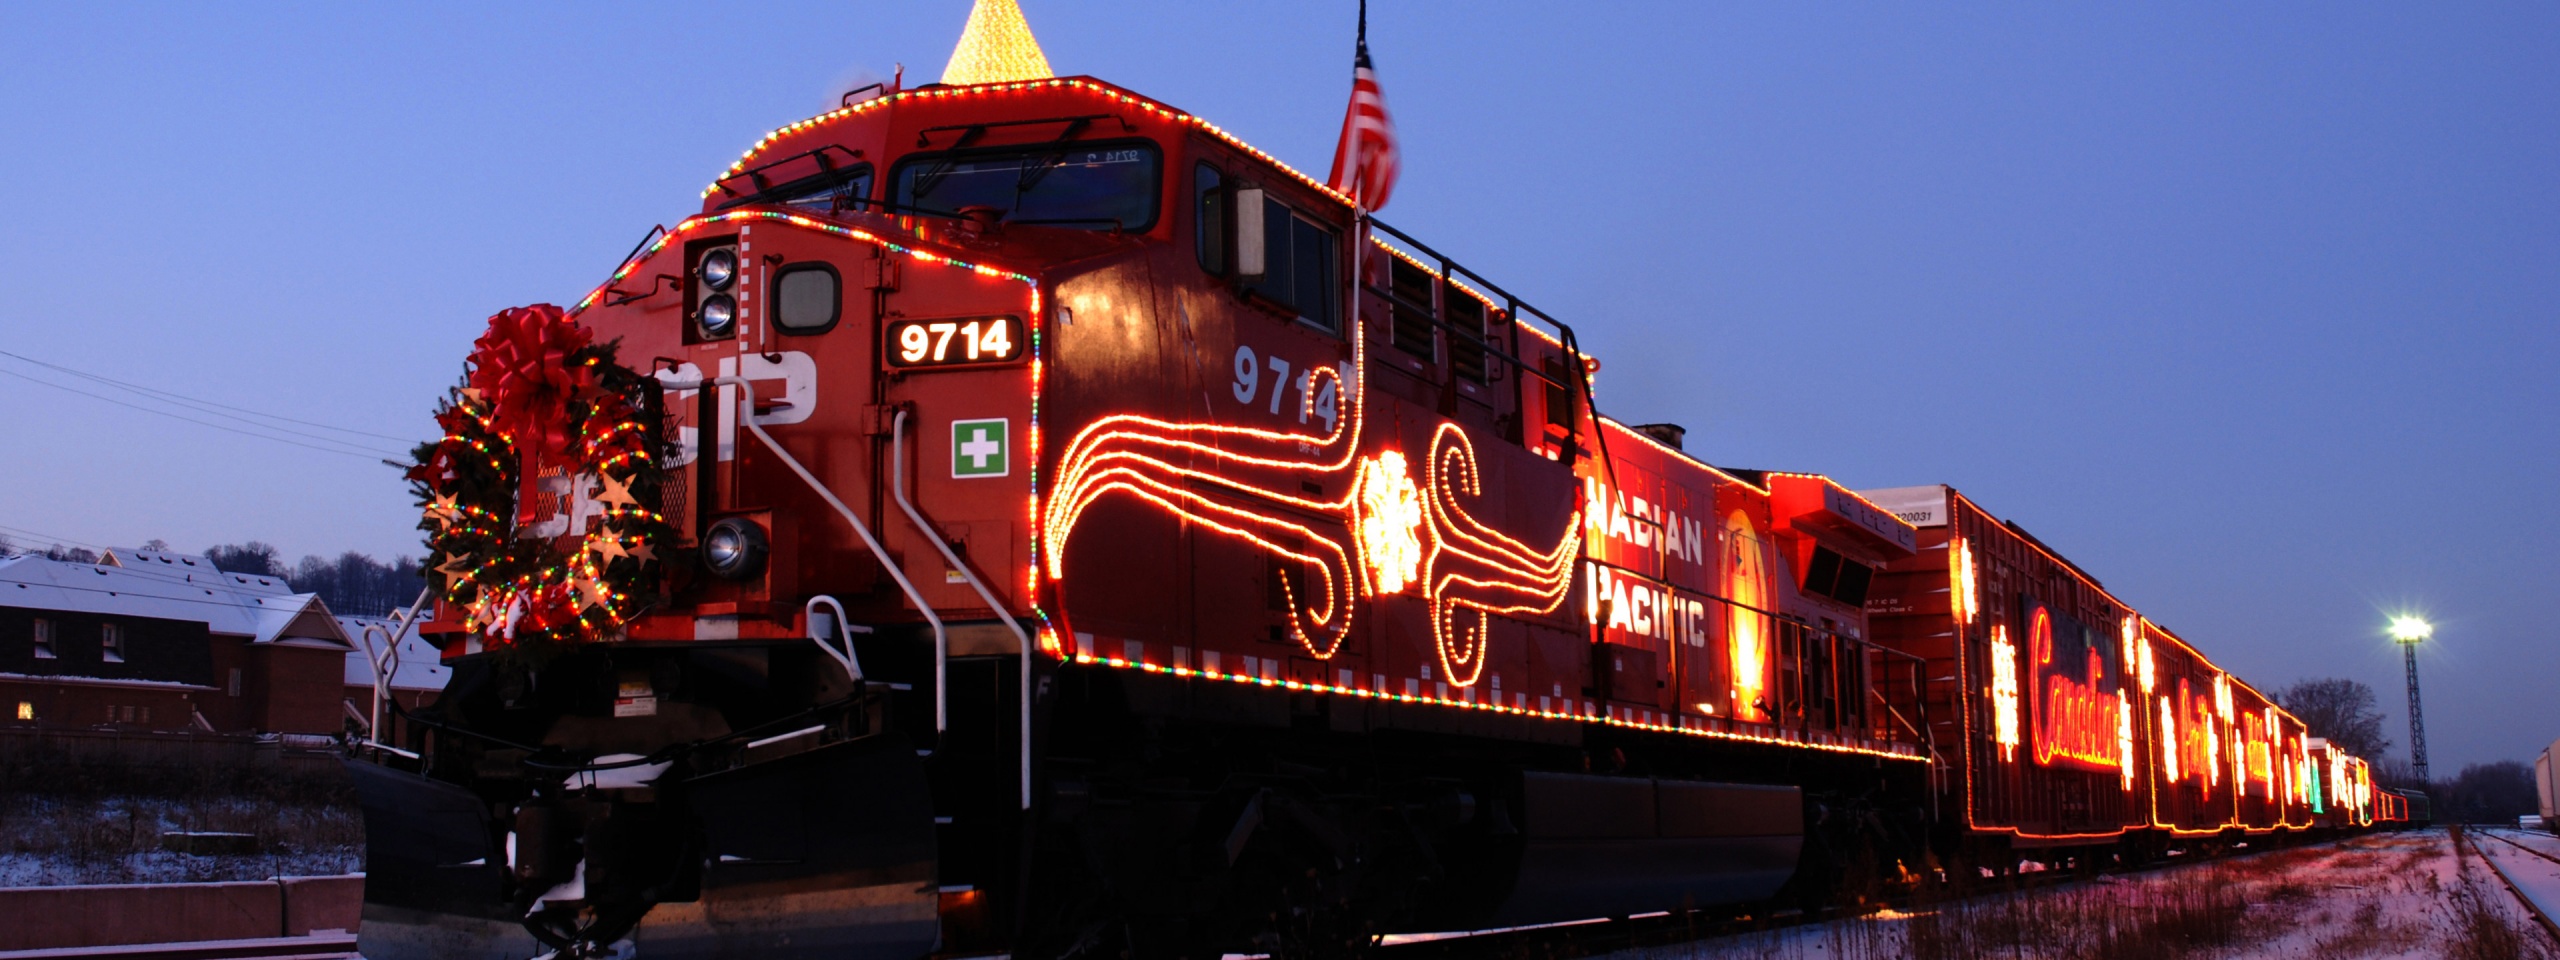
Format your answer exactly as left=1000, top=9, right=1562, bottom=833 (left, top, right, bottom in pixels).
left=0, top=3, right=2550, bottom=772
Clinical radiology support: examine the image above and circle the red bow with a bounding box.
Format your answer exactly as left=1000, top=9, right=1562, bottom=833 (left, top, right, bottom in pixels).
left=467, top=305, right=592, bottom=456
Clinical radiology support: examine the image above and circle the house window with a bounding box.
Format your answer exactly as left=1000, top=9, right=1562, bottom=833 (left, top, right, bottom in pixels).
left=101, top=623, right=124, bottom=663
left=33, top=619, right=54, bottom=659
left=13, top=702, right=30, bottom=721
left=228, top=668, right=243, bottom=697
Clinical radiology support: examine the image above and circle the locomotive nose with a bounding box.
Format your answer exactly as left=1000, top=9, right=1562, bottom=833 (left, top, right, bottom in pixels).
left=347, top=658, right=942, bottom=960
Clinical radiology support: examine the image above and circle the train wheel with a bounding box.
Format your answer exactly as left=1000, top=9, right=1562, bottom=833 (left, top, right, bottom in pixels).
left=1231, top=789, right=1377, bottom=960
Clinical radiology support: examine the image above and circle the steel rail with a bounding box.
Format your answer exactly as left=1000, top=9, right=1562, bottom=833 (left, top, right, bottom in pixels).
left=1371, top=833, right=2366, bottom=960
left=2466, top=828, right=2560, bottom=947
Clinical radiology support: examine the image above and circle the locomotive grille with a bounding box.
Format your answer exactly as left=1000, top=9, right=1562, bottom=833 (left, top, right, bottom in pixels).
left=1390, top=258, right=1438, bottom=361
left=645, top=386, right=690, bottom=537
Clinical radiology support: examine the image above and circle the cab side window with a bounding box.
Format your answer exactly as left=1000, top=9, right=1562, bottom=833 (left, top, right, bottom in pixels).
left=1195, top=163, right=1225, bottom=274
left=1245, top=196, right=1340, bottom=334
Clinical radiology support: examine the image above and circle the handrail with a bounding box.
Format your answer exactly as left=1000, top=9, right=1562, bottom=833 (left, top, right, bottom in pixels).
left=665, top=375, right=953, bottom=736
left=892, top=408, right=1036, bottom=810
left=359, top=585, right=435, bottom=755
left=803, top=595, right=871, bottom=683
left=1868, top=685, right=1927, bottom=744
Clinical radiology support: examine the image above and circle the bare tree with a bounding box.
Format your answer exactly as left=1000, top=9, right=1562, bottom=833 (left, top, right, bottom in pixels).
left=2276, top=677, right=2392, bottom=761
left=2435, top=761, right=2538, bottom=824
left=289, top=550, right=425, bottom=617
left=205, top=541, right=285, bottom=577
left=44, top=544, right=99, bottom=564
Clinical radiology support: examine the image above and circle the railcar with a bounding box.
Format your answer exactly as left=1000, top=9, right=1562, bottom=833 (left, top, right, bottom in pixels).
left=2305, top=737, right=2378, bottom=829
left=347, top=14, right=2402, bottom=960
left=1858, top=485, right=2328, bottom=867
left=2538, top=737, right=2559, bottom=833
left=2386, top=787, right=2431, bottom=828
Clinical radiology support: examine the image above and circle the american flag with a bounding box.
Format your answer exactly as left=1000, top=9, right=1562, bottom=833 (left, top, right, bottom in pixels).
left=1325, top=6, right=1399, bottom=211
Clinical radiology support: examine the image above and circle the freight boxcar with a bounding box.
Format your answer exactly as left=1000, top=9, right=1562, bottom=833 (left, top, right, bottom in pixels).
left=1859, top=485, right=2320, bottom=867
left=2539, top=737, right=2560, bottom=833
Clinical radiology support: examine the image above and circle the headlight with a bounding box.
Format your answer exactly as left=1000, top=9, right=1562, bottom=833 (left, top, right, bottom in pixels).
left=702, top=517, right=768, bottom=580
left=699, top=248, right=737, bottom=290
left=699, top=295, right=736, bottom=337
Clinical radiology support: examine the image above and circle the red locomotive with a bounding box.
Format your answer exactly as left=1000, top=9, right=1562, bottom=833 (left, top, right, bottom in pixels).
left=350, top=9, right=2397, bottom=960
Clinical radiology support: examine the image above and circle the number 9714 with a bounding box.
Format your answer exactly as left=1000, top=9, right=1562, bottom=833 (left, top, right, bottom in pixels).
left=885, top=316, right=1023, bottom=368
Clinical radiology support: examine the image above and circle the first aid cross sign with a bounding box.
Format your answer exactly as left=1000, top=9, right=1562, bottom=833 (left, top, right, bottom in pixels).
left=952, top=418, right=1009, bottom=478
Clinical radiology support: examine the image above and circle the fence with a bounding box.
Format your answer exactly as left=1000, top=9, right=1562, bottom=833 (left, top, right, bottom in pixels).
left=0, top=728, right=343, bottom=789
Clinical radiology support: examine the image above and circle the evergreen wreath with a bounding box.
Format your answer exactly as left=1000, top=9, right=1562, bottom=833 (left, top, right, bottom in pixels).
left=408, top=304, right=675, bottom=657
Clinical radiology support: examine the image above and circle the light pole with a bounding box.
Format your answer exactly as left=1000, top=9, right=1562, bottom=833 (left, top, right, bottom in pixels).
left=2389, top=616, right=2432, bottom=784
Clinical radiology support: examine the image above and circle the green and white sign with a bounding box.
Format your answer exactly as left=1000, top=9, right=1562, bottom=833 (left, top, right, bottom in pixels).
left=952, top=418, right=1009, bottom=478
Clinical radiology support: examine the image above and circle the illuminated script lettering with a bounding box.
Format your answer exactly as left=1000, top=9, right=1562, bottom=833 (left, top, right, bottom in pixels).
left=2027, top=606, right=2125, bottom=771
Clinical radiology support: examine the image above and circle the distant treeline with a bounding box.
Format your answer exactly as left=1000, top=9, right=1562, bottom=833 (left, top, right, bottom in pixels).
left=0, top=535, right=423, bottom=619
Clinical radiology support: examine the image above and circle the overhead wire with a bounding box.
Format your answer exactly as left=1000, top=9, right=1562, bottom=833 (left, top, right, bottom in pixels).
left=0, top=366, right=409, bottom=461
left=0, top=521, right=306, bottom=593
left=0, top=348, right=416, bottom=444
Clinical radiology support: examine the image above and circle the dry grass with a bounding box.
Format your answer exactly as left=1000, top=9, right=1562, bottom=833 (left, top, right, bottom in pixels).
left=2438, top=880, right=2550, bottom=960
left=2441, top=828, right=2558, bottom=960
left=1904, top=869, right=2249, bottom=960
left=0, top=754, right=361, bottom=885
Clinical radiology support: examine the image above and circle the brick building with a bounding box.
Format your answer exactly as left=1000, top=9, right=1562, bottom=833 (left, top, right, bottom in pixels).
left=0, top=550, right=354, bottom=736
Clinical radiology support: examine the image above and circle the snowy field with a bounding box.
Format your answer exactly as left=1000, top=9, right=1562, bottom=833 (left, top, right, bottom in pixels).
left=1597, top=829, right=2554, bottom=960
left=0, top=791, right=362, bottom=886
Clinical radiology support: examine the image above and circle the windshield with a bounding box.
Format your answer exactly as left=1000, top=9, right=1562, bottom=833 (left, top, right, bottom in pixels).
left=767, top=168, right=873, bottom=216
left=892, top=141, right=1159, bottom=230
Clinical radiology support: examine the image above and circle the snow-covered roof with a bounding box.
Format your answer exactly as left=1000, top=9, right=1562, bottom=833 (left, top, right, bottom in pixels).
left=338, top=615, right=451, bottom=692
left=0, top=553, right=350, bottom=649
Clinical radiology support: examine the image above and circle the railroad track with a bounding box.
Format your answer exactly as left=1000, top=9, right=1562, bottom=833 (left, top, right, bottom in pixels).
left=1371, top=836, right=2358, bottom=960
left=2465, top=827, right=2560, bottom=946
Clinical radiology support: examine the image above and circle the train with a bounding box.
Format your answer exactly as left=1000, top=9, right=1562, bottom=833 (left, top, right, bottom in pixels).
left=347, top=8, right=2403, bottom=960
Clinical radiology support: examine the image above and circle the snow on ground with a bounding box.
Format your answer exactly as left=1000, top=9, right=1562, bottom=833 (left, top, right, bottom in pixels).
left=1597, top=829, right=2555, bottom=960
left=2499, top=829, right=2560, bottom=860
left=0, top=792, right=362, bottom=886
left=2475, top=828, right=2560, bottom=937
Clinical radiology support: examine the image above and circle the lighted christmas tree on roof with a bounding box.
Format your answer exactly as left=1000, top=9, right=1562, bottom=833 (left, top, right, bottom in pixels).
left=941, top=0, right=1054, bottom=86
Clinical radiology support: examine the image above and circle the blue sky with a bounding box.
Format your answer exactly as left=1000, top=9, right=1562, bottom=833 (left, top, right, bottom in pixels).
left=0, top=2, right=2551, bottom=771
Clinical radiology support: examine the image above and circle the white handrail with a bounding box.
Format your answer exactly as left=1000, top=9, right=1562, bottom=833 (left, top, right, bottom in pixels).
left=361, top=585, right=435, bottom=754
left=668, top=375, right=952, bottom=735
left=803, top=594, right=871, bottom=683
left=892, top=408, right=1036, bottom=810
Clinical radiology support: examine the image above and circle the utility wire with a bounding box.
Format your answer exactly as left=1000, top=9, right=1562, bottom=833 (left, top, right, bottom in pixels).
left=0, top=522, right=306, bottom=592
left=0, top=521, right=122, bottom=556
left=0, top=367, right=407, bottom=461
left=0, top=348, right=416, bottom=444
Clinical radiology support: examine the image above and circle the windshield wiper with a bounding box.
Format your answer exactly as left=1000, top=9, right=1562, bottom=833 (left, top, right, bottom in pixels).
left=1013, top=118, right=1092, bottom=197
